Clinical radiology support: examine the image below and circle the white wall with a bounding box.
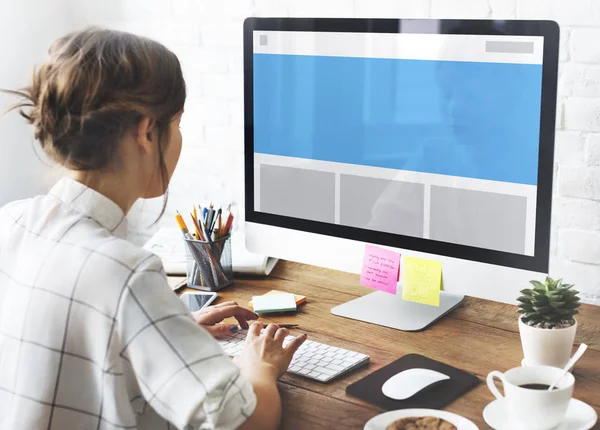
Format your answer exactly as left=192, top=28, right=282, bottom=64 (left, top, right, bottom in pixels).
left=0, top=0, right=74, bottom=205
left=2, top=0, right=600, bottom=304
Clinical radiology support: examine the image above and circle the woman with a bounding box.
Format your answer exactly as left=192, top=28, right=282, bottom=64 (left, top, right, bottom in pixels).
left=0, top=28, right=305, bottom=430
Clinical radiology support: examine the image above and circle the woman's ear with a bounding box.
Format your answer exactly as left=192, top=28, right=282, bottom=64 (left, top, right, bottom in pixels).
left=135, top=116, right=156, bottom=155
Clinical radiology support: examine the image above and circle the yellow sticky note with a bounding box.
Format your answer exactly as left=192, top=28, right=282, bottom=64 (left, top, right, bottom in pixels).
left=402, top=256, right=442, bottom=307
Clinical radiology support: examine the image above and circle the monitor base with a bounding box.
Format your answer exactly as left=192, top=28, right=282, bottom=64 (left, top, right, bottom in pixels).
left=331, top=289, right=465, bottom=332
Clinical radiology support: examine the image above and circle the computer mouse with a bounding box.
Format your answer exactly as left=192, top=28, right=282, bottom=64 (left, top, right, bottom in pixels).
left=382, top=368, right=450, bottom=400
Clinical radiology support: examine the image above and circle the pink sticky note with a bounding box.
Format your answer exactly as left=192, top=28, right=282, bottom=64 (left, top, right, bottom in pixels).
left=360, top=244, right=400, bottom=294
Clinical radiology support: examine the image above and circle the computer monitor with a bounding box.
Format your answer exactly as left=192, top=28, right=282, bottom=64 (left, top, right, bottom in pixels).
left=243, top=18, right=559, bottom=331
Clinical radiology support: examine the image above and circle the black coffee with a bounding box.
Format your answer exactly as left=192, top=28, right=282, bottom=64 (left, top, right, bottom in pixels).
left=519, top=383, right=554, bottom=390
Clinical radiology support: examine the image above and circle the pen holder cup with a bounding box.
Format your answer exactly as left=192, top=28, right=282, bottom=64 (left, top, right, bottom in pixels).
left=184, top=235, right=233, bottom=291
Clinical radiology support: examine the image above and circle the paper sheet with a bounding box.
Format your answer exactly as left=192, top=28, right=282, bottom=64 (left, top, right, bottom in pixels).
left=360, top=244, right=400, bottom=294
left=402, top=256, right=442, bottom=307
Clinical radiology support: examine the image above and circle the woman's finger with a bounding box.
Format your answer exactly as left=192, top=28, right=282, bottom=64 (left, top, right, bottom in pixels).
left=274, top=328, right=289, bottom=345
left=199, top=305, right=258, bottom=325
left=248, top=322, right=263, bottom=339
left=212, top=301, right=238, bottom=308
left=284, top=334, right=308, bottom=359
left=263, top=323, right=280, bottom=339
left=235, top=315, right=250, bottom=330
left=204, top=323, right=239, bottom=338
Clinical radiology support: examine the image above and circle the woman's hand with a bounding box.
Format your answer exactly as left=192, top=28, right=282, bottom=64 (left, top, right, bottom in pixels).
left=192, top=301, right=258, bottom=337
left=234, top=322, right=307, bottom=381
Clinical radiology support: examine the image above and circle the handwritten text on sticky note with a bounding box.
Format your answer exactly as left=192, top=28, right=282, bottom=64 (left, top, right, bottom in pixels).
left=360, top=245, right=400, bottom=294
left=402, top=256, right=442, bottom=307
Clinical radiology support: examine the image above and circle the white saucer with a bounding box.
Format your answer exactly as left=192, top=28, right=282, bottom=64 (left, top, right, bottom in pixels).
left=483, top=398, right=597, bottom=430
left=364, top=408, right=478, bottom=430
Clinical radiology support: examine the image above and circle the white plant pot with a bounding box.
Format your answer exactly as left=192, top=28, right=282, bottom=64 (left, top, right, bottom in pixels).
left=518, top=317, right=577, bottom=368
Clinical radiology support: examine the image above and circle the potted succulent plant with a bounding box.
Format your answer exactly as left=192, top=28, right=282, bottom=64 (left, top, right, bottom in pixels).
left=517, top=276, right=581, bottom=368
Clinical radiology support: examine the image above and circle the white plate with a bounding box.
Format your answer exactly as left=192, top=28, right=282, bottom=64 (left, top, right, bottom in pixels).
left=483, top=398, right=598, bottom=430
left=364, top=409, right=479, bottom=430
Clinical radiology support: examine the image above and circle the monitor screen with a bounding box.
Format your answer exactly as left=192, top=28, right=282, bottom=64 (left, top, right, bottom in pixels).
left=246, top=19, right=557, bottom=271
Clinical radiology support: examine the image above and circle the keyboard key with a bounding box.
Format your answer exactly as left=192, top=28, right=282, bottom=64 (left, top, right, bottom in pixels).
left=342, top=359, right=358, bottom=368
left=332, top=359, right=343, bottom=365
left=308, top=371, right=322, bottom=379
left=316, top=373, right=329, bottom=382
left=298, top=368, right=312, bottom=376
left=326, top=363, right=345, bottom=372
left=314, top=366, right=336, bottom=376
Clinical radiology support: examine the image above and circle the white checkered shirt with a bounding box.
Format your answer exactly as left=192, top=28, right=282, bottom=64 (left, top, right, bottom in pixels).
left=0, top=177, right=256, bottom=430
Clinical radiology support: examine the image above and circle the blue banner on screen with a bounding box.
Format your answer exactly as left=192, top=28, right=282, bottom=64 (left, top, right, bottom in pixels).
left=254, top=53, right=542, bottom=186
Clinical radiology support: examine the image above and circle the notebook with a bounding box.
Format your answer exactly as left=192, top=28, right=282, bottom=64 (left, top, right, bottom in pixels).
left=143, top=227, right=279, bottom=276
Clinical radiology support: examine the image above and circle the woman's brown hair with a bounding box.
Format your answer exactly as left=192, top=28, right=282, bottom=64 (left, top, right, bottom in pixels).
left=3, top=27, right=186, bottom=215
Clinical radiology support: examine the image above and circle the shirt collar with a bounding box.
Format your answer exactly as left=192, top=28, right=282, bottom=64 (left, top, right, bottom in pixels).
left=49, top=177, right=128, bottom=239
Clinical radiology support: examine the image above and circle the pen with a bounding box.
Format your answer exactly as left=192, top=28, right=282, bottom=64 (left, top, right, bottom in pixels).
left=256, top=323, right=299, bottom=329
left=277, top=324, right=299, bottom=329
left=206, top=207, right=215, bottom=234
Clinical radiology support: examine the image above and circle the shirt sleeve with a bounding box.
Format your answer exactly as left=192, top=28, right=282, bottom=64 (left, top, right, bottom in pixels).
left=115, top=255, right=257, bottom=430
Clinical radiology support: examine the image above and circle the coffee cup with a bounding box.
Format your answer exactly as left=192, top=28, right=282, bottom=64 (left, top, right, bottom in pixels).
left=486, top=365, right=574, bottom=430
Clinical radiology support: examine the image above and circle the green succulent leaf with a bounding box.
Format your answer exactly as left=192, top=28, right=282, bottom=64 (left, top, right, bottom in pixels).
left=530, top=280, right=546, bottom=289
left=549, top=301, right=566, bottom=309
left=519, top=304, right=534, bottom=313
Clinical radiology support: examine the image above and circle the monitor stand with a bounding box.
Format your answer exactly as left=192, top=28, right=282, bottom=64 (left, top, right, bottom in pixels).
left=331, top=288, right=465, bottom=332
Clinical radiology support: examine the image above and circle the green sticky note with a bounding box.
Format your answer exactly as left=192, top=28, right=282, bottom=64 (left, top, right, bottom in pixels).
left=252, top=293, right=297, bottom=314
left=402, top=256, right=442, bottom=307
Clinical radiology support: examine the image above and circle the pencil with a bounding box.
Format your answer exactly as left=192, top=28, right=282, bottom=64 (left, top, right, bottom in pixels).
left=175, top=211, right=192, bottom=239
left=216, top=210, right=222, bottom=238
left=225, top=213, right=234, bottom=235
left=190, top=212, right=204, bottom=241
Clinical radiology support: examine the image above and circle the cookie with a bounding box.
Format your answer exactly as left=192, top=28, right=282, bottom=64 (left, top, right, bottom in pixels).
left=385, top=416, right=457, bottom=430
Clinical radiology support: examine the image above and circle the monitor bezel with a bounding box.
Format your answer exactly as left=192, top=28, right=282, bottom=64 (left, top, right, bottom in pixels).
left=243, top=18, right=559, bottom=273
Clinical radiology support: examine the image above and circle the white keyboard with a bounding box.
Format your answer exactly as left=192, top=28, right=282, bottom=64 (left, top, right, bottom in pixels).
left=217, top=329, right=370, bottom=382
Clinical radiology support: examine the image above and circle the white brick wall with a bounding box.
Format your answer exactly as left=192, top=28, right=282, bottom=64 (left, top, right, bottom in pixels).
left=72, top=0, right=600, bottom=304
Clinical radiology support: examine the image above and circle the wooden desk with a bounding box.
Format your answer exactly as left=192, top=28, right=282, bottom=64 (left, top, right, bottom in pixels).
left=170, top=261, right=600, bottom=429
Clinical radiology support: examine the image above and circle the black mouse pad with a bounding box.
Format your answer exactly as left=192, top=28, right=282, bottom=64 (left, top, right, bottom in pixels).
left=346, top=354, right=479, bottom=410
